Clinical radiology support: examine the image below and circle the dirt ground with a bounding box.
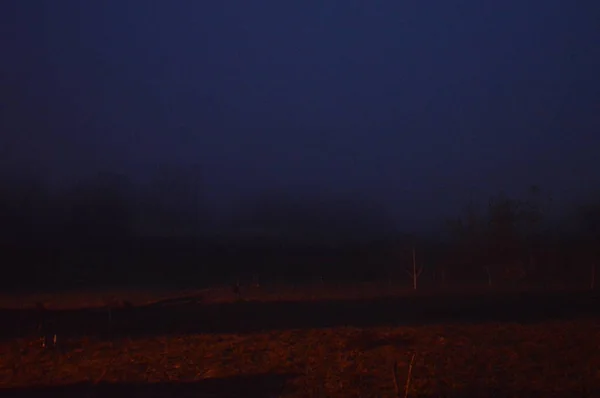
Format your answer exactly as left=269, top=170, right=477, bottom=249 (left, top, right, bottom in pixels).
left=0, top=286, right=599, bottom=397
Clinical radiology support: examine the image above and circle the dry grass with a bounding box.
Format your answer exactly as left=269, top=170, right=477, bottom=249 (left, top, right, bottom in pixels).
left=0, top=285, right=598, bottom=396
left=1, top=319, right=599, bottom=397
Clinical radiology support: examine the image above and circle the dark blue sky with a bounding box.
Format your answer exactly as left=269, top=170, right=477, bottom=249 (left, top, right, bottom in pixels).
left=1, top=1, right=599, bottom=232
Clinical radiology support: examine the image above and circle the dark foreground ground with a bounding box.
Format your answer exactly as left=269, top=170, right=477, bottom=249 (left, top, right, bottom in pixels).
left=0, top=288, right=599, bottom=397
left=1, top=288, right=598, bottom=340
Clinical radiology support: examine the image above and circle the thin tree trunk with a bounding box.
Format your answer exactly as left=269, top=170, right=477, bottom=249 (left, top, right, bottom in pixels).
left=412, top=246, right=417, bottom=290
left=485, top=266, right=492, bottom=288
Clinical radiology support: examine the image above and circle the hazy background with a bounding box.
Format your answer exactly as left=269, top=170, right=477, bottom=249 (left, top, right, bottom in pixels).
left=2, top=0, right=599, bottom=234
left=1, top=1, right=600, bottom=291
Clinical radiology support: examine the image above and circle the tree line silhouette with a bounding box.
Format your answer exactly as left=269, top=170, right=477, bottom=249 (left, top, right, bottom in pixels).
left=0, top=169, right=598, bottom=293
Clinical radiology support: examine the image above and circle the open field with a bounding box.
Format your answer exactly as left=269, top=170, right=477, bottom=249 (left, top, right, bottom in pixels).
left=0, top=286, right=599, bottom=397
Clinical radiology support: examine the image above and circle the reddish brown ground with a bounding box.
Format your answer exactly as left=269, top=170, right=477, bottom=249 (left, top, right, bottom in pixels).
left=0, top=287, right=599, bottom=397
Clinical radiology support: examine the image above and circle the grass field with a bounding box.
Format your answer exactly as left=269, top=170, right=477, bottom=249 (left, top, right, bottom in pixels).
left=0, top=285, right=599, bottom=397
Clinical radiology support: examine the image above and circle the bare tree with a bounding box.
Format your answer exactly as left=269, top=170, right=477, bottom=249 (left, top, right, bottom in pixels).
left=404, top=246, right=423, bottom=290
left=449, top=187, right=547, bottom=288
